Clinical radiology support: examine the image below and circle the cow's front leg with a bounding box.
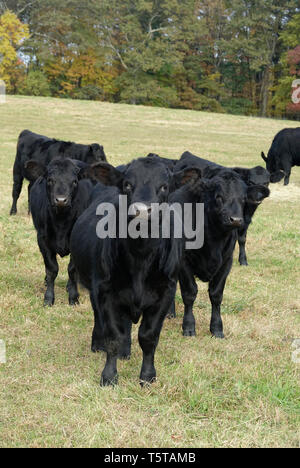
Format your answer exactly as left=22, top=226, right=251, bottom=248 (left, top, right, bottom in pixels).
left=208, top=257, right=233, bottom=338
left=138, top=284, right=176, bottom=385
left=67, top=256, right=79, bottom=305
left=281, top=158, right=292, bottom=186
left=37, top=235, right=58, bottom=306
left=99, top=295, right=127, bottom=386
left=284, top=172, right=291, bottom=186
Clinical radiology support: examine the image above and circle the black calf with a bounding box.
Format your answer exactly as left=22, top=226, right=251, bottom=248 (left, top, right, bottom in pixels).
left=70, top=157, right=202, bottom=386
left=171, top=168, right=269, bottom=338
left=28, top=158, right=94, bottom=306
left=10, top=130, right=106, bottom=215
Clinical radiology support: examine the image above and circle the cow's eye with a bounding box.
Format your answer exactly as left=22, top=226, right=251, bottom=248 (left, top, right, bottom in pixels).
left=47, top=178, right=54, bottom=186
left=73, top=180, right=78, bottom=187
left=216, top=195, right=223, bottom=205
left=160, top=184, right=168, bottom=193
left=124, top=182, right=133, bottom=192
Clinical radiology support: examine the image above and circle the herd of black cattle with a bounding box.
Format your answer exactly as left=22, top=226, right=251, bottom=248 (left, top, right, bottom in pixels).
left=8, top=127, right=300, bottom=386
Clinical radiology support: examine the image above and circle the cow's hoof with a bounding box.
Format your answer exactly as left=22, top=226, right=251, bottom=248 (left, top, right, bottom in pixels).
left=69, top=297, right=79, bottom=306
left=100, top=373, right=118, bottom=387
left=10, top=210, right=17, bottom=216
left=140, top=377, right=156, bottom=387
left=44, top=298, right=54, bottom=307
left=211, top=331, right=225, bottom=339
left=167, top=312, right=176, bottom=319
left=239, top=260, right=248, bottom=267
left=140, top=371, right=156, bottom=387
left=183, top=329, right=196, bottom=337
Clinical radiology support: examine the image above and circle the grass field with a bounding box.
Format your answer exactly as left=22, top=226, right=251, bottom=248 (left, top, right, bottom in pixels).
left=0, top=95, right=299, bottom=448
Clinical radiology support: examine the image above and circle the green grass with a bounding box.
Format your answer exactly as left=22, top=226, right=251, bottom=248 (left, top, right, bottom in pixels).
left=0, top=96, right=299, bottom=448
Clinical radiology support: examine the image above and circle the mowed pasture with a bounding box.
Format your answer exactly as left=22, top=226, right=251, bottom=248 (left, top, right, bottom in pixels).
left=0, top=95, right=299, bottom=448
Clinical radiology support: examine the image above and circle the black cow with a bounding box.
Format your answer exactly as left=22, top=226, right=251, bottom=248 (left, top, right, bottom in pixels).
left=70, top=157, right=202, bottom=386
left=171, top=168, right=270, bottom=339
left=176, top=151, right=270, bottom=266
left=261, top=128, right=300, bottom=185
left=10, top=130, right=107, bottom=215
left=27, top=157, right=95, bottom=306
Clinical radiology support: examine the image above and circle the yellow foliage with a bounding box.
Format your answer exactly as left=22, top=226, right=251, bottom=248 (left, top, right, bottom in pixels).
left=0, top=10, right=29, bottom=91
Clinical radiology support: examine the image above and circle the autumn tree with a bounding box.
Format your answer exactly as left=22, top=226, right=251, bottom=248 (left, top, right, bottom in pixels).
left=0, top=9, right=29, bottom=92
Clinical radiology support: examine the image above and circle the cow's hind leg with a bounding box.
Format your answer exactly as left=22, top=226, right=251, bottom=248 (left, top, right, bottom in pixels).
left=90, top=288, right=105, bottom=353
left=118, top=314, right=132, bottom=360
left=238, top=227, right=248, bottom=266
left=179, top=264, right=198, bottom=336
left=166, top=301, right=176, bottom=319
left=27, top=181, right=34, bottom=215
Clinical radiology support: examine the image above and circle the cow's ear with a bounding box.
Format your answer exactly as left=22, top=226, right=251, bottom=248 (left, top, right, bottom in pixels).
left=247, top=185, right=270, bottom=204
left=85, top=162, right=124, bottom=187
left=270, top=170, right=285, bottom=183
left=24, top=160, right=46, bottom=181
left=173, top=167, right=202, bottom=187
left=232, top=167, right=249, bottom=183
left=261, top=152, right=268, bottom=163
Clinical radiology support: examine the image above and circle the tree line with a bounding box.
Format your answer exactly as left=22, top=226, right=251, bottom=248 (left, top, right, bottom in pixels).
left=1, top=0, right=300, bottom=118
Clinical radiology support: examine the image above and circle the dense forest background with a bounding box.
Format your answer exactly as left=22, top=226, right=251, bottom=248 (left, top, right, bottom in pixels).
left=1, top=0, right=300, bottom=119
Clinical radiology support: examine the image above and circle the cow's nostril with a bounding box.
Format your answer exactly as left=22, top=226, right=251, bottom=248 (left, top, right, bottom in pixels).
left=55, top=197, right=68, bottom=206
left=230, top=217, right=242, bottom=226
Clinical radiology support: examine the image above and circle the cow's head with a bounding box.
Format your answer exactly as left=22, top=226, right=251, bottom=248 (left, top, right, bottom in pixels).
left=85, top=157, right=202, bottom=220
left=87, top=144, right=107, bottom=164
left=209, top=170, right=270, bottom=230
left=25, top=158, right=89, bottom=210
left=261, top=152, right=285, bottom=183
